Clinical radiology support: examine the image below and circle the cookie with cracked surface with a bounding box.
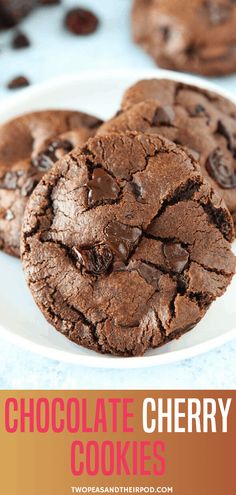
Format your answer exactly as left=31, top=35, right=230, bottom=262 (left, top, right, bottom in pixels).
left=132, top=0, right=236, bottom=76
left=0, top=110, right=103, bottom=257
left=102, top=78, right=236, bottom=228
left=21, top=132, right=235, bottom=357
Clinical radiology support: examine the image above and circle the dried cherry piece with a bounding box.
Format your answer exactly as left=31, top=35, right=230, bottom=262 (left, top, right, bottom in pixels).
left=7, top=75, right=30, bottom=90
left=206, top=148, right=236, bottom=189
left=72, top=244, right=113, bottom=275
left=65, top=8, right=99, bottom=36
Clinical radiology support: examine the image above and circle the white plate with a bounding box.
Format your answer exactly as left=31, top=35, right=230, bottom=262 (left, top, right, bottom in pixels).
left=0, top=68, right=236, bottom=369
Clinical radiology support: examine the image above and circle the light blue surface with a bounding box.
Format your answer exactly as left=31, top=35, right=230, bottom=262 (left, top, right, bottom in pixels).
left=0, top=0, right=236, bottom=389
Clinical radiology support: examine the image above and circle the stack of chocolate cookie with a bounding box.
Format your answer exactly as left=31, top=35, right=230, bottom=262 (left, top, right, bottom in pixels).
left=0, top=79, right=235, bottom=357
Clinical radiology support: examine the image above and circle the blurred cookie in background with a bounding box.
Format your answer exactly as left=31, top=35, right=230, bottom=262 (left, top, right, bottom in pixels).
left=132, top=0, right=236, bottom=76
left=0, top=0, right=37, bottom=28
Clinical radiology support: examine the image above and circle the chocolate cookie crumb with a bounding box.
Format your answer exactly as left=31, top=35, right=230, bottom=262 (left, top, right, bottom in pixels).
left=65, top=8, right=99, bottom=36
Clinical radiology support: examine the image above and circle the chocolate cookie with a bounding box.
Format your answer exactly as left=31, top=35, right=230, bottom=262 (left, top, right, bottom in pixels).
left=132, top=0, right=236, bottom=76
left=101, top=79, right=236, bottom=227
left=0, top=110, right=103, bottom=257
left=0, top=0, right=37, bottom=28
left=21, top=132, right=235, bottom=357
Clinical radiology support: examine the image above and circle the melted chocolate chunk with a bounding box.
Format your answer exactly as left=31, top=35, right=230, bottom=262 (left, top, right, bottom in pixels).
left=163, top=242, right=189, bottom=273
left=206, top=148, right=236, bottom=189
left=72, top=244, right=113, bottom=275
left=105, top=221, right=142, bottom=261
left=152, top=106, right=175, bottom=126
left=136, top=262, right=161, bottom=288
left=87, top=168, right=120, bottom=206
left=64, top=8, right=99, bottom=36
left=32, top=139, right=73, bottom=171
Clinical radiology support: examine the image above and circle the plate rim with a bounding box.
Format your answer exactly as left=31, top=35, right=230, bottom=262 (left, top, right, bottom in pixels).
left=1, top=322, right=236, bottom=369
left=0, top=67, right=236, bottom=369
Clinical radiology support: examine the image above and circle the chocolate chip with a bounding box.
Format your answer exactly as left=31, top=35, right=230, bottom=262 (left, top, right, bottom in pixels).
left=7, top=76, right=30, bottom=90
left=12, top=31, right=30, bottom=49
left=32, top=139, right=73, bottom=171
left=152, top=106, right=175, bottom=126
left=105, top=221, right=142, bottom=261
left=163, top=243, right=189, bottom=273
left=87, top=168, right=120, bottom=207
left=72, top=244, right=113, bottom=275
left=65, top=8, right=99, bottom=36
left=206, top=148, right=236, bottom=189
